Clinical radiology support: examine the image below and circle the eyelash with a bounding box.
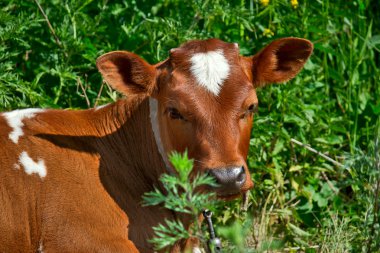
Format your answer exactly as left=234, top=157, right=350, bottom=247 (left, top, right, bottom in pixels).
left=167, top=107, right=185, bottom=120
left=248, top=104, right=258, bottom=113
left=241, top=104, right=258, bottom=119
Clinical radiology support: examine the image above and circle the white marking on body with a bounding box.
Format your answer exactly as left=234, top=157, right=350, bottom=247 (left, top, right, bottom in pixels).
left=3, top=108, right=45, bottom=144
left=38, top=241, right=44, bottom=253
left=18, top=151, right=47, bottom=178
left=149, top=98, right=174, bottom=174
left=13, top=164, right=20, bottom=170
left=94, top=103, right=110, bottom=111
left=193, top=247, right=202, bottom=253
left=190, top=50, right=230, bottom=95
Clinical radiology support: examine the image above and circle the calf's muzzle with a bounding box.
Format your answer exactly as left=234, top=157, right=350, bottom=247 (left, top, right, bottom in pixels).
left=207, top=166, right=246, bottom=196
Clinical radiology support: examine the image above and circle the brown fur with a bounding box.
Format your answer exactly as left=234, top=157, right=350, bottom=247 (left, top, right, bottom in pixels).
left=0, top=38, right=312, bottom=252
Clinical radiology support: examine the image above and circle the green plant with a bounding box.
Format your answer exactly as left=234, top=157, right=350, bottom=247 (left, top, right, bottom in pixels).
left=142, top=151, right=218, bottom=251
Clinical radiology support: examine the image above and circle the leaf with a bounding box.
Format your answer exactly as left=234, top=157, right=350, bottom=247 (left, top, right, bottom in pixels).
left=369, top=34, right=380, bottom=47
left=320, top=182, right=336, bottom=197
left=314, top=43, right=338, bottom=56
left=303, top=109, right=315, bottom=123
left=370, top=103, right=380, bottom=115
left=291, top=177, right=300, bottom=191
left=289, top=165, right=303, bottom=172
left=217, top=221, right=245, bottom=249
left=313, top=191, right=329, bottom=208
left=288, top=223, right=311, bottom=237
left=169, top=151, right=194, bottom=181
left=272, top=138, right=284, bottom=156
left=314, top=135, right=343, bottom=145
left=142, top=188, right=166, bottom=206
left=328, top=68, right=345, bottom=83
left=284, top=114, right=307, bottom=127
left=273, top=168, right=284, bottom=188
left=149, top=219, right=190, bottom=250
left=191, top=173, right=218, bottom=189
left=297, top=201, right=313, bottom=211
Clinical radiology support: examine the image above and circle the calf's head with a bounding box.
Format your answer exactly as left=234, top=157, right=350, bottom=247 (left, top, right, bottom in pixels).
left=97, top=38, right=313, bottom=197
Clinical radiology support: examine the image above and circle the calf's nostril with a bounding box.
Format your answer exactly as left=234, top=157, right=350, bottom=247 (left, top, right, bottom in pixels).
left=207, top=166, right=246, bottom=193
left=235, top=166, right=246, bottom=185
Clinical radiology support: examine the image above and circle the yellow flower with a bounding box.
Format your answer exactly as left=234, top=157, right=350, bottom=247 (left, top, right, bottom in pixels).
left=291, top=0, right=298, bottom=8
left=260, top=0, right=270, bottom=7
left=263, top=28, right=274, bottom=37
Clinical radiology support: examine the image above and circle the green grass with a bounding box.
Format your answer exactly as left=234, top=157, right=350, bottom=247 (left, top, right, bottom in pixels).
left=1, top=0, right=379, bottom=252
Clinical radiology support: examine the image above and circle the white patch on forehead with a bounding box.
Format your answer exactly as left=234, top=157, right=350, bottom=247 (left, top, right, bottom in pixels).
left=18, top=151, right=47, bottom=178
left=3, top=108, right=45, bottom=144
left=149, top=98, right=174, bottom=174
left=190, top=50, right=230, bottom=95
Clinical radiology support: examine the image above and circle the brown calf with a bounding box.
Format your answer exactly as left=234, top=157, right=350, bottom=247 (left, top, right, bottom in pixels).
left=0, top=38, right=312, bottom=252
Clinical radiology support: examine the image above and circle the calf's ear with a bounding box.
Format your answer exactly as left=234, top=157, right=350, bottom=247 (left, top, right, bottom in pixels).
left=246, top=37, right=313, bottom=87
left=96, top=51, right=156, bottom=96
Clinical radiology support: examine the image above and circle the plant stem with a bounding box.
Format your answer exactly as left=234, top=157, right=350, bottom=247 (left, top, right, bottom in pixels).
left=290, top=138, right=343, bottom=167
left=34, top=0, right=67, bottom=58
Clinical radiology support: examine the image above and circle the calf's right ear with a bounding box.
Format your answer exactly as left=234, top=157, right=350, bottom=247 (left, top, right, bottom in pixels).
left=96, top=51, right=156, bottom=96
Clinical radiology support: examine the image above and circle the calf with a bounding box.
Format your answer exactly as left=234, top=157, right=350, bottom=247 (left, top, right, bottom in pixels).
left=0, top=38, right=312, bottom=252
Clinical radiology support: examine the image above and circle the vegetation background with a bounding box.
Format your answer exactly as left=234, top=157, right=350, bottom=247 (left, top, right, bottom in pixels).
left=1, top=0, right=379, bottom=252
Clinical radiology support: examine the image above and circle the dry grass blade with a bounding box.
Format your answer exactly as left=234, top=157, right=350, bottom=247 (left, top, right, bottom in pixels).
left=290, top=138, right=343, bottom=167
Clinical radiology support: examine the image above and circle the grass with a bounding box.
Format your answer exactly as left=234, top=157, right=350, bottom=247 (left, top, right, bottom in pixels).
left=1, top=0, right=379, bottom=252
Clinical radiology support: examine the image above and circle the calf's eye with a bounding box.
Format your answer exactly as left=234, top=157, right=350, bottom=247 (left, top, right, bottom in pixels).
left=240, top=104, right=258, bottom=119
left=248, top=104, right=258, bottom=114
left=167, top=107, right=185, bottom=120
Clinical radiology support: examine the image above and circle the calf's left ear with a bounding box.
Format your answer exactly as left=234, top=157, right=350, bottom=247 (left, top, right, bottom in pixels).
left=246, top=37, right=313, bottom=87
left=96, top=51, right=156, bottom=96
